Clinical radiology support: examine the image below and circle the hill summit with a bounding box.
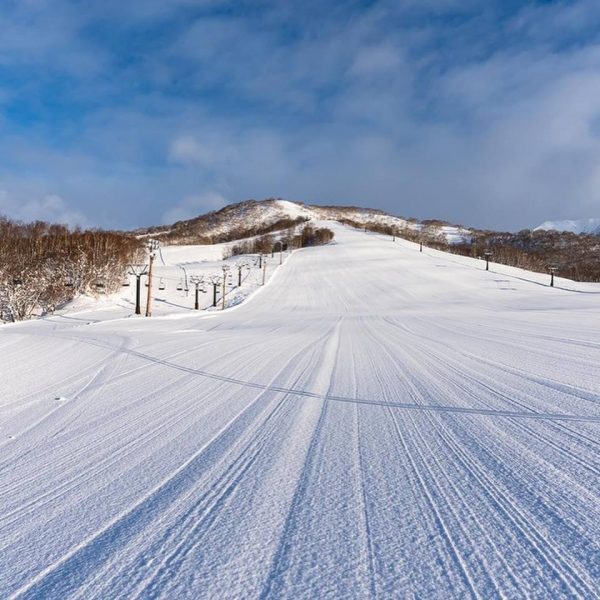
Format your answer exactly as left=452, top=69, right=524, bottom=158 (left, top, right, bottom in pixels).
left=136, top=198, right=471, bottom=245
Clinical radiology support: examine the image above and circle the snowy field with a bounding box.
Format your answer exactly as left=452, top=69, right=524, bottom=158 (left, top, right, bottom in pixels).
left=1, top=223, right=599, bottom=598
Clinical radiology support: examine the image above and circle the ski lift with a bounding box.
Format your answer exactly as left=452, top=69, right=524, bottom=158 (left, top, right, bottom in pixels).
left=184, top=285, right=189, bottom=292
left=12, top=278, right=23, bottom=286
left=95, top=281, right=106, bottom=290
left=176, top=280, right=183, bottom=291
left=122, top=278, right=130, bottom=287
left=158, top=278, right=166, bottom=291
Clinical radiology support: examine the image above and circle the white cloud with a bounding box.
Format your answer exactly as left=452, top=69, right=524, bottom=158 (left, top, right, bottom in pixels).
left=0, top=190, right=88, bottom=227
left=168, top=136, right=213, bottom=166
left=349, top=45, right=404, bottom=77
left=162, top=191, right=227, bottom=224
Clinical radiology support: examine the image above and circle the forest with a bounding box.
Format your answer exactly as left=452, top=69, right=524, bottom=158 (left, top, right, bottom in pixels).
left=0, top=218, right=142, bottom=322
left=226, top=224, right=335, bottom=257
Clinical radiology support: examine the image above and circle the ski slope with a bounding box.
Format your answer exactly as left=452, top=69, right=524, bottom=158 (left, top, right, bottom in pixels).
left=1, top=224, right=599, bottom=599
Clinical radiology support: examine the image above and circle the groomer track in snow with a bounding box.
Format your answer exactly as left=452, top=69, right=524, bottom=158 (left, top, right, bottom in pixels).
left=1, top=223, right=599, bottom=598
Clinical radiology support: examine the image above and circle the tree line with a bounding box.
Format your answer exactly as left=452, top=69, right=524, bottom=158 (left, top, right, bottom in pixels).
left=0, top=217, right=142, bottom=322
left=226, top=224, right=335, bottom=257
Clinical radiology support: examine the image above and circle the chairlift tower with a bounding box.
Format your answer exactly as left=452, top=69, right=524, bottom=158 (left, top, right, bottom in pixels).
left=273, top=241, right=284, bottom=265
left=483, top=249, right=493, bottom=271
left=129, top=264, right=148, bottom=315
left=190, top=275, right=204, bottom=310
left=209, top=275, right=221, bottom=307
left=237, top=262, right=248, bottom=287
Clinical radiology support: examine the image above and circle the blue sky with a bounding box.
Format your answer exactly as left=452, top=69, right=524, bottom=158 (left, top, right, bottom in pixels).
left=1, top=0, right=600, bottom=230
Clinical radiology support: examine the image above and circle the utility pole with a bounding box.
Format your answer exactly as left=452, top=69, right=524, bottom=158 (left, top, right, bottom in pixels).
left=549, top=265, right=558, bottom=287
left=145, top=239, right=159, bottom=317
left=484, top=249, right=493, bottom=271
left=392, top=230, right=396, bottom=242
left=259, top=254, right=262, bottom=269
left=222, top=266, right=229, bottom=310
left=129, top=264, right=148, bottom=315
left=262, top=257, right=267, bottom=286
left=238, top=263, right=243, bottom=287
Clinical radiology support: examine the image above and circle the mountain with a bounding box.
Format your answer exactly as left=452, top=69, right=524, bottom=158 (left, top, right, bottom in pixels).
left=136, top=198, right=472, bottom=245
left=534, top=218, right=600, bottom=235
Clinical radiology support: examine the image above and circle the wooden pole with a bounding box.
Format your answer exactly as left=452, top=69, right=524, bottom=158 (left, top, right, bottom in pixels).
left=222, top=275, right=226, bottom=310
left=145, top=253, right=154, bottom=317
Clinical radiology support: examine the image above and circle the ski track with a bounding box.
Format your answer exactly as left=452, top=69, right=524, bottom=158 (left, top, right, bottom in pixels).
left=1, top=223, right=599, bottom=599
left=89, top=328, right=335, bottom=598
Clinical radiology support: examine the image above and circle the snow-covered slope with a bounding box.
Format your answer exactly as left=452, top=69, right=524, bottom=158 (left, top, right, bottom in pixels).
left=1, top=223, right=599, bottom=598
left=260, top=200, right=474, bottom=244
left=535, top=218, right=600, bottom=235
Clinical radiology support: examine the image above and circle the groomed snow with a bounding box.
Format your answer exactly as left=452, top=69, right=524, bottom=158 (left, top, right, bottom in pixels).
left=1, top=223, right=599, bottom=599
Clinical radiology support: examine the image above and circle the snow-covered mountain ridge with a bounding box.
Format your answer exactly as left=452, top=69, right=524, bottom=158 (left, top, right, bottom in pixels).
left=137, top=198, right=472, bottom=245
left=534, top=218, right=600, bottom=235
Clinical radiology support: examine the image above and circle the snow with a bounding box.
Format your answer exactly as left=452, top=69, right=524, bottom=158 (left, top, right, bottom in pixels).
left=438, top=224, right=472, bottom=244
left=153, top=197, right=468, bottom=247
left=1, top=223, right=599, bottom=599
left=535, top=218, right=600, bottom=235
left=158, top=242, right=227, bottom=264
left=274, top=199, right=316, bottom=220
